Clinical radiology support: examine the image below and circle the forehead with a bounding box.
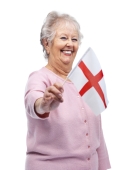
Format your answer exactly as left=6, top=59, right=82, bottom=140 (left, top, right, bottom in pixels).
left=55, top=22, right=79, bottom=36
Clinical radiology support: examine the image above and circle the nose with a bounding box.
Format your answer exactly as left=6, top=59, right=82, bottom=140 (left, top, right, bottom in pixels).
left=66, top=39, right=73, bottom=47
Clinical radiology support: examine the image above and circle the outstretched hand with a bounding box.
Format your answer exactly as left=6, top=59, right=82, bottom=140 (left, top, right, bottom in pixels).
left=35, top=82, right=64, bottom=115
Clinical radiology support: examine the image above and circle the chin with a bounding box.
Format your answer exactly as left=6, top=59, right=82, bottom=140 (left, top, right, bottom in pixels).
left=64, top=59, right=74, bottom=65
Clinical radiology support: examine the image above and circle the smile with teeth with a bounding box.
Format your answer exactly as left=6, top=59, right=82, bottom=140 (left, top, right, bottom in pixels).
left=61, top=50, right=72, bottom=54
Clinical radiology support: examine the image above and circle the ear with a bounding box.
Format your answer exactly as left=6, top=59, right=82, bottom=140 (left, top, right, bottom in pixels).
left=42, top=39, right=50, bottom=55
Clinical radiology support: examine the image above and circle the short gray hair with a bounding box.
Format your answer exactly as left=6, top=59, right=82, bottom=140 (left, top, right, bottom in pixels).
left=40, top=11, right=83, bottom=59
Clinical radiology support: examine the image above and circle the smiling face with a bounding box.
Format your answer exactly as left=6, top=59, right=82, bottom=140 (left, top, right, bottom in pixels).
left=44, top=22, right=79, bottom=76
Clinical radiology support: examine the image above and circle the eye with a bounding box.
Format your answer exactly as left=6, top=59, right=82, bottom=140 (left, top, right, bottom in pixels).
left=72, top=38, right=78, bottom=42
left=60, top=37, right=67, bottom=40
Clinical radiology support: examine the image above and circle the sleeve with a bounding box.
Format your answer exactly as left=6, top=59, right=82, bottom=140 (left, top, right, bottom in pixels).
left=24, top=71, right=49, bottom=119
left=97, top=115, right=111, bottom=170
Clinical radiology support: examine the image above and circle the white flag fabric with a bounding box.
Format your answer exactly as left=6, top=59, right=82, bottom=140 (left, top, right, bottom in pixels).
left=69, top=47, right=109, bottom=115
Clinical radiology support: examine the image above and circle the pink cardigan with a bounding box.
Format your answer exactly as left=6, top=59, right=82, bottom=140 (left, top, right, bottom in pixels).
left=24, top=67, right=111, bottom=170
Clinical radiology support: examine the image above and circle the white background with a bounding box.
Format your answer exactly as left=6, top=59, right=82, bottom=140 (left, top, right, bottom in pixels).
left=0, top=0, right=139, bottom=169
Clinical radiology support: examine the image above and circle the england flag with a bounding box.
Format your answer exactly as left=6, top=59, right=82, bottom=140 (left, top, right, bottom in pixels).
left=69, top=47, right=109, bottom=115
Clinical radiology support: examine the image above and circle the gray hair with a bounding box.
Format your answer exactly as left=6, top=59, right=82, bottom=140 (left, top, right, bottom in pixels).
left=40, top=11, right=83, bottom=59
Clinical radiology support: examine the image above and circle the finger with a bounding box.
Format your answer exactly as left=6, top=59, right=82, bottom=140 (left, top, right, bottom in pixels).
left=44, top=89, right=63, bottom=103
left=53, top=82, right=64, bottom=93
left=47, top=85, right=63, bottom=101
left=44, top=93, right=63, bottom=103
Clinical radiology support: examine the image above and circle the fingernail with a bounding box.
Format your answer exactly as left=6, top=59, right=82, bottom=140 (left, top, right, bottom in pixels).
left=60, top=89, right=64, bottom=93
left=58, top=93, right=62, bottom=98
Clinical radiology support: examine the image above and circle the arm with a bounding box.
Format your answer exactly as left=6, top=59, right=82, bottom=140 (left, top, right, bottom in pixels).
left=34, top=83, right=64, bottom=115
left=97, top=115, right=111, bottom=170
left=24, top=71, right=64, bottom=119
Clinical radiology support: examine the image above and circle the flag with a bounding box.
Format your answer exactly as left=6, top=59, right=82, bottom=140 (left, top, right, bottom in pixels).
left=69, top=47, right=109, bottom=115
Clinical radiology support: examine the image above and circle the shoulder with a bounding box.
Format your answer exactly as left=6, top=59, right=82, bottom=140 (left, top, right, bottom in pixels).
left=28, top=67, right=47, bottom=78
left=26, top=67, right=60, bottom=88
left=27, top=67, right=52, bottom=83
left=25, top=67, right=49, bottom=88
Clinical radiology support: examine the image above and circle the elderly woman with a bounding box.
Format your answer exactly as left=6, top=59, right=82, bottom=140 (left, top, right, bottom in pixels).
left=24, top=11, right=111, bottom=170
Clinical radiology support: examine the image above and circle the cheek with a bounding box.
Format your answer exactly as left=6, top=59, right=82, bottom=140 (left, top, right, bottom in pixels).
left=75, top=45, right=79, bottom=53
left=75, top=43, right=79, bottom=49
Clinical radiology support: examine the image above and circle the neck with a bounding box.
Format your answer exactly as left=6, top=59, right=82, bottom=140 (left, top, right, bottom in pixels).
left=46, top=63, right=72, bottom=79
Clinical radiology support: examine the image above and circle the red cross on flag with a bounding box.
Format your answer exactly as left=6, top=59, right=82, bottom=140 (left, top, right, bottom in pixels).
left=69, top=47, right=109, bottom=115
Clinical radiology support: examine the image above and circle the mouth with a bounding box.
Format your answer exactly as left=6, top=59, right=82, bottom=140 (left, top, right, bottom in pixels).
left=61, top=50, right=73, bottom=55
